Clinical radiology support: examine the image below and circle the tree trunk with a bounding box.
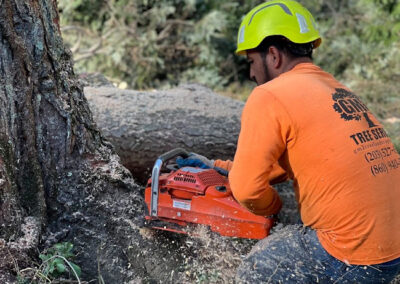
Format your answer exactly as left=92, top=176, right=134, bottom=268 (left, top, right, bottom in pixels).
left=84, top=84, right=242, bottom=183
left=0, top=1, right=150, bottom=282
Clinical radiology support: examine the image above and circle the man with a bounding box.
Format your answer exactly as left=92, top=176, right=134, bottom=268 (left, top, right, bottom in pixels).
left=179, top=0, right=400, bottom=282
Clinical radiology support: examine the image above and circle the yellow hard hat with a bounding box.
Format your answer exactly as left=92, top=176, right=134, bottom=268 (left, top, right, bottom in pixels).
left=236, top=0, right=321, bottom=55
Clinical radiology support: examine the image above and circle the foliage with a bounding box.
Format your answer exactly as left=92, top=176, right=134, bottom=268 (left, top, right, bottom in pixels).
left=15, top=242, right=82, bottom=283
left=59, top=0, right=399, bottom=121
left=38, top=242, right=82, bottom=282
left=309, top=0, right=400, bottom=119
left=59, top=0, right=261, bottom=90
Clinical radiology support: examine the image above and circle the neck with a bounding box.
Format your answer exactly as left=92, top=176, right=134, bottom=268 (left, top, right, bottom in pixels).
left=282, top=57, right=312, bottom=73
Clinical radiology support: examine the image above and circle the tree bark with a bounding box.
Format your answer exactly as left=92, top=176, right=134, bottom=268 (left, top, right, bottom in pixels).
left=0, top=1, right=147, bottom=282
left=84, top=84, right=242, bottom=183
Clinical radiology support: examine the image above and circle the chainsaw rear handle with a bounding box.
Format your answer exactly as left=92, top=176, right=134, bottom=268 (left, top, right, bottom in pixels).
left=150, top=148, right=190, bottom=217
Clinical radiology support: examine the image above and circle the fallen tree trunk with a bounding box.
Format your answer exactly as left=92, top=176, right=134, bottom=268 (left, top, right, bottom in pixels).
left=84, top=84, right=242, bottom=183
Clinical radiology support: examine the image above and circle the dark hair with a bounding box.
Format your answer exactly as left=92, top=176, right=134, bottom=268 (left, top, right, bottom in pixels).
left=255, top=36, right=314, bottom=59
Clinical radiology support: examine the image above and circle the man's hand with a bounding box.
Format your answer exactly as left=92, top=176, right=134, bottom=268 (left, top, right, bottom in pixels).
left=176, top=152, right=215, bottom=169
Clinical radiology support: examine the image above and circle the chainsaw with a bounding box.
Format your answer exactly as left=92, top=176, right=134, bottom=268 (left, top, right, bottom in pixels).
left=144, top=148, right=274, bottom=239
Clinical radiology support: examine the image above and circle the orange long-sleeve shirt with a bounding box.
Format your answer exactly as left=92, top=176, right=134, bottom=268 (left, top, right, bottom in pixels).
left=223, top=63, right=400, bottom=265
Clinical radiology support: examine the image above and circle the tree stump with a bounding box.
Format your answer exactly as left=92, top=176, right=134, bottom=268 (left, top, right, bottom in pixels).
left=0, top=1, right=177, bottom=282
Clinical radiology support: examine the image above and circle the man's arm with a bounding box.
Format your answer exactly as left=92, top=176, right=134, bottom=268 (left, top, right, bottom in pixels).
left=229, top=88, right=293, bottom=216
left=214, top=160, right=288, bottom=185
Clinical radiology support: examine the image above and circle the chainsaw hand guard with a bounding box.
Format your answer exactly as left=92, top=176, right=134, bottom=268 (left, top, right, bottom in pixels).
left=150, top=148, right=189, bottom=217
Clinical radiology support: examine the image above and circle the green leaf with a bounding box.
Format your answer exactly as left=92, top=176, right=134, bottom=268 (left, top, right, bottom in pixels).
left=70, top=262, right=82, bottom=277
left=48, top=264, right=55, bottom=274
left=39, top=254, right=50, bottom=261
left=54, top=243, right=64, bottom=251
left=56, top=262, right=66, bottom=273
left=53, top=258, right=64, bottom=266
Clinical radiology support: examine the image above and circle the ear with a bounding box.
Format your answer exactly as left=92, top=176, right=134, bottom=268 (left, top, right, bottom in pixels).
left=268, top=46, right=282, bottom=69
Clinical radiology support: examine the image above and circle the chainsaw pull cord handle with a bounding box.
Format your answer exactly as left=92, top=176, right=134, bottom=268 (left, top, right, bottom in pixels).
left=150, top=148, right=190, bottom=217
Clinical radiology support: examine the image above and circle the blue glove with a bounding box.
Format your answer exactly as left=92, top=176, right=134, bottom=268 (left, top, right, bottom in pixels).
left=176, top=153, right=214, bottom=169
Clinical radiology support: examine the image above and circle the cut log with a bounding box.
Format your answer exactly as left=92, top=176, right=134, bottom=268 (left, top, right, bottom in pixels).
left=84, top=84, right=242, bottom=183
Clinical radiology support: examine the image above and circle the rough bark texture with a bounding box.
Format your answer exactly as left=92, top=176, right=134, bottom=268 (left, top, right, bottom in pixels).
left=84, top=84, right=241, bottom=184
left=0, top=1, right=153, bottom=282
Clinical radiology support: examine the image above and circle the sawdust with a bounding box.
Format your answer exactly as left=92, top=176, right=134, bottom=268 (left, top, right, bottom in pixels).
left=7, top=217, right=40, bottom=251
left=133, top=222, right=254, bottom=283
left=0, top=217, right=40, bottom=283
left=141, top=223, right=301, bottom=283
left=174, top=225, right=256, bottom=283
left=139, top=227, right=158, bottom=240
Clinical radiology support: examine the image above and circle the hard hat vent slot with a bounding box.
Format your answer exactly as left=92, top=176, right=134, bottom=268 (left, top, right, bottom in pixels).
left=249, top=3, right=292, bottom=25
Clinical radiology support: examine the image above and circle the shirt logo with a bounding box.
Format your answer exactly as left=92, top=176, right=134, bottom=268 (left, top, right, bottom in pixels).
left=332, top=88, right=377, bottom=128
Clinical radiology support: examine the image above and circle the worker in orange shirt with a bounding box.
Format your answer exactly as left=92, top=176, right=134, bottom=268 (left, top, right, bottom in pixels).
left=177, top=0, right=400, bottom=282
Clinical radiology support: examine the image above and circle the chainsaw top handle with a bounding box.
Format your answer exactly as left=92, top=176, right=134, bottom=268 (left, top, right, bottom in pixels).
left=157, top=148, right=189, bottom=163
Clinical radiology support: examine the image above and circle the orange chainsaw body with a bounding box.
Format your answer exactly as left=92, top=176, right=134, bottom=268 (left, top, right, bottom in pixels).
left=145, top=166, right=274, bottom=239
